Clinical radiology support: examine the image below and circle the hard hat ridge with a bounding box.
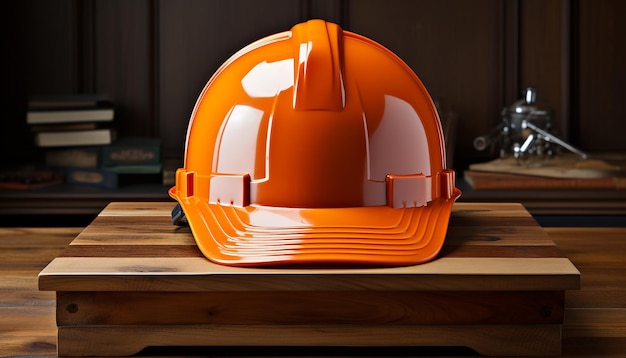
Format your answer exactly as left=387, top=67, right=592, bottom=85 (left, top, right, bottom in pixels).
left=292, top=19, right=345, bottom=111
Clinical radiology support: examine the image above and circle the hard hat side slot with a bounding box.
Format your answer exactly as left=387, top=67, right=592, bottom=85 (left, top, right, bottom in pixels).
left=209, top=174, right=251, bottom=207
left=385, top=174, right=430, bottom=208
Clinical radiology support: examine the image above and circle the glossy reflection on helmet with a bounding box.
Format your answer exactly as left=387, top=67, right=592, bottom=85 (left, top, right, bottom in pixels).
left=169, top=19, right=461, bottom=267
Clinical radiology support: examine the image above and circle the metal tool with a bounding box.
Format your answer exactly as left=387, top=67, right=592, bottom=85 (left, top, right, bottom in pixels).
left=474, top=87, right=587, bottom=160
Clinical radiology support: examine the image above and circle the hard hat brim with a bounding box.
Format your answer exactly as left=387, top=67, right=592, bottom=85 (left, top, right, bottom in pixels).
left=170, top=187, right=460, bottom=267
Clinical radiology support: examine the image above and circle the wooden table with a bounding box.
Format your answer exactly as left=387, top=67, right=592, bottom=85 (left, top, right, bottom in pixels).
left=38, top=202, right=581, bottom=357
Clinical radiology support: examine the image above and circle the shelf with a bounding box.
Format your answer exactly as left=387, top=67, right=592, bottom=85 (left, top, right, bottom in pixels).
left=1, top=178, right=625, bottom=226
left=0, top=183, right=172, bottom=216
left=457, top=177, right=626, bottom=217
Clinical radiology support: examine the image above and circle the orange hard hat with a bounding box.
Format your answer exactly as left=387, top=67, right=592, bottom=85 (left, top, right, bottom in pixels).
left=169, top=19, right=461, bottom=267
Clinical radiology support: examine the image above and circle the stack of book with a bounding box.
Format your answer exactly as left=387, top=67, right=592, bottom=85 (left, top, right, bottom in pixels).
left=44, top=137, right=163, bottom=189
left=27, top=94, right=115, bottom=147
left=27, top=95, right=163, bottom=189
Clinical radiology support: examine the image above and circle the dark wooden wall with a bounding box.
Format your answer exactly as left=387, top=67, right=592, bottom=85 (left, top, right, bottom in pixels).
left=3, top=0, right=625, bottom=170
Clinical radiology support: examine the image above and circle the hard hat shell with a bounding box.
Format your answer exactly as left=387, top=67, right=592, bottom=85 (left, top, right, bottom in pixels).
left=169, top=19, right=461, bottom=267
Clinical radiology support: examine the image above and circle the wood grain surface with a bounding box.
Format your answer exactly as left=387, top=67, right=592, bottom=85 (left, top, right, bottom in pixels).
left=37, top=202, right=580, bottom=356
left=38, top=202, right=580, bottom=293
left=2, top=203, right=624, bottom=357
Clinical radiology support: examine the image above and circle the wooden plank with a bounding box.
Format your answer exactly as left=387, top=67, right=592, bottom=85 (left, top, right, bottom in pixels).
left=0, top=290, right=55, bottom=307
left=565, top=266, right=626, bottom=308
left=0, top=306, right=56, bottom=329
left=0, top=227, right=81, bottom=244
left=0, top=297, right=57, bottom=356
left=70, top=230, right=196, bottom=246
left=561, top=337, right=626, bottom=358
left=0, top=266, right=49, bottom=290
left=548, top=227, right=625, bottom=311
left=58, top=243, right=564, bottom=259
left=0, top=227, right=80, bottom=263
left=1, top=246, right=79, bottom=263
left=464, top=169, right=626, bottom=190
left=446, top=225, right=558, bottom=246
left=57, top=324, right=562, bottom=357
left=440, top=244, right=564, bottom=257
left=0, top=227, right=77, bottom=358
left=450, top=202, right=533, bottom=215
left=97, top=201, right=175, bottom=216
left=568, top=290, right=626, bottom=310
left=554, top=223, right=626, bottom=357
left=56, top=290, right=564, bottom=326
left=38, top=256, right=580, bottom=292
left=546, top=227, right=626, bottom=267
left=0, top=332, right=57, bottom=357
left=60, top=244, right=203, bottom=257
left=468, top=156, right=626, bottom=180
left=571, top=266, right=626, bottom=291
left=564, top=308, right=626, bottom=338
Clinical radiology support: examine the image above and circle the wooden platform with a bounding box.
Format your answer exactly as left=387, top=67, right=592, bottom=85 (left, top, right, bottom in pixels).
left=38, top=202, right=581, bottom=357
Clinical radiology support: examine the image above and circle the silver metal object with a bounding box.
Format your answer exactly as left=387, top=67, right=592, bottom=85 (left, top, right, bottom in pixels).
left=474, top=87, right=587, bottom=160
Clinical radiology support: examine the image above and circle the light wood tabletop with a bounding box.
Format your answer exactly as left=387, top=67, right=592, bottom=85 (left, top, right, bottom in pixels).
left=1, top=203, right=624, bottom=357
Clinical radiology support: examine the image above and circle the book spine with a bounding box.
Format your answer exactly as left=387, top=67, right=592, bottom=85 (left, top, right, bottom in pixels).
left=27, top=108, right=114, bottom=124
left=35, top=129, right=113, bottom=147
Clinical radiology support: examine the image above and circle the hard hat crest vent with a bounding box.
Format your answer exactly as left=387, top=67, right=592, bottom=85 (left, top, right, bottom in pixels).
left=292, top=20, right=345, bottom=111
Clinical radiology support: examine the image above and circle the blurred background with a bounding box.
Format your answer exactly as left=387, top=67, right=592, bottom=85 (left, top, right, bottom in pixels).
left=2, top=0, right=625, bottom=224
